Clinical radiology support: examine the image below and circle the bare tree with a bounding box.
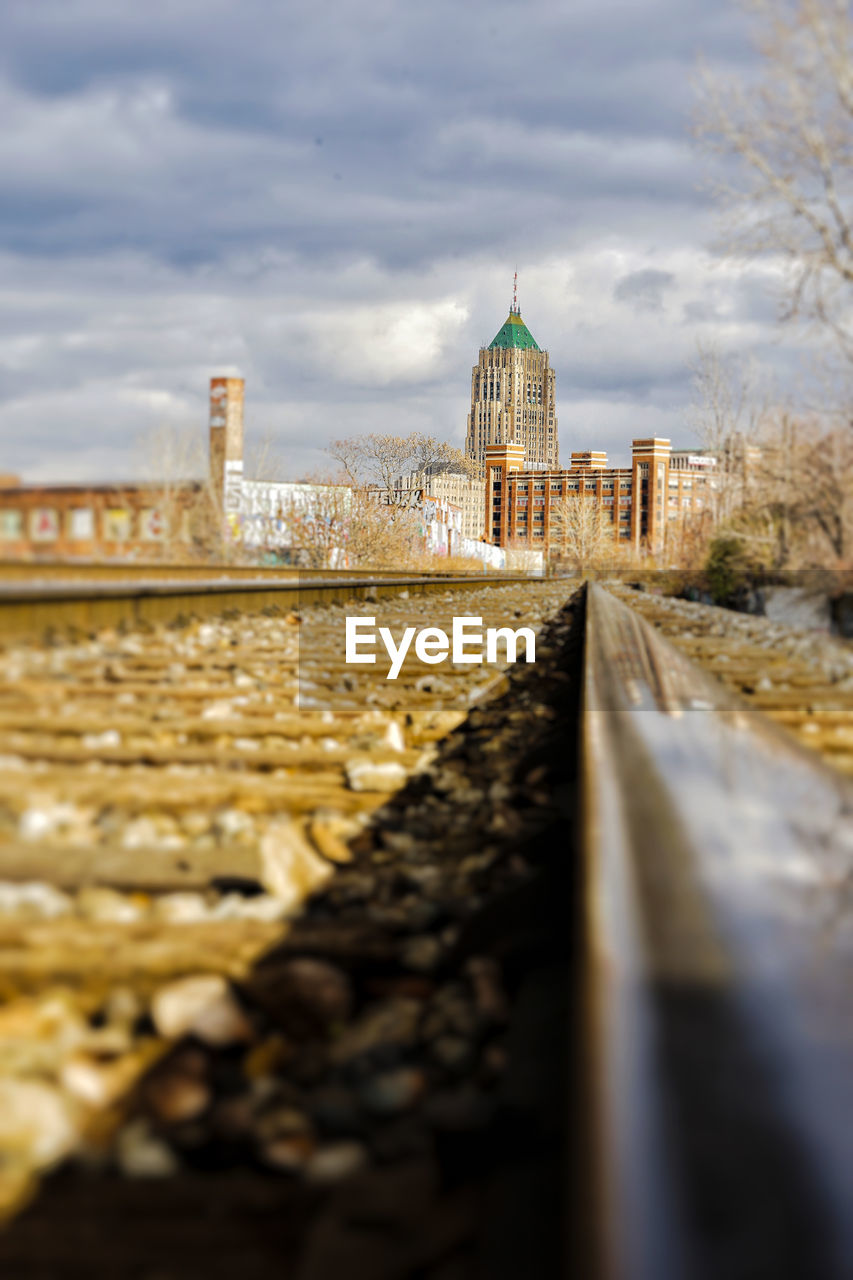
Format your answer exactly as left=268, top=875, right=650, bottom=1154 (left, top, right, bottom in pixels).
left=240, top=474, right=432, bottom=570
left=243, top=426, right=288, bottom=485
left=549, top=495, right=617, bottom=572
left=695, top=0, right=853, bottom=362
left=132, top=422, right=229, bottom=563
left=327, top=432, right=475, bottom=503
left=732, top=416, right=853, bottom=566
left=687, top=340, right=768, bottom=525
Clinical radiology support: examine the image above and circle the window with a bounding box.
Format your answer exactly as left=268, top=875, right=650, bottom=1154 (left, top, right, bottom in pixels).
left=30, top=509, right=59, bottom=541
left=0, top=510, right=22, bottom=540
left=139, top=509, right=167, bottom=541
left=68, top=508, right=94, bottom=540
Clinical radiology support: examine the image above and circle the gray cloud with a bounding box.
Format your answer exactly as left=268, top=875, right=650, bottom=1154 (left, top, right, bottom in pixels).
left=0, top=0, right=800, bottom=480
left=614, top=268, right=677, bottom=313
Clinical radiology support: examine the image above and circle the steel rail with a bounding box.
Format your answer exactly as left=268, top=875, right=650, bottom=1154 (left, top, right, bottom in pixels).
left=580, top=582, right=853, bottom=1280
left=0, top=561, right=541, bottom=583
left=0, top=572, right=544, bottom=598
left=0, top=572, right=552, bottom=637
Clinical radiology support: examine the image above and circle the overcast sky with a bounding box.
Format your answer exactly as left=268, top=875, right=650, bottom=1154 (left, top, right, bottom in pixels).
left=0, top=0, right=798, bottom=480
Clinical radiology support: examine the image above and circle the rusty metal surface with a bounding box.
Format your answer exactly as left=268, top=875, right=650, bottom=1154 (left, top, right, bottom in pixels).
left=610, top=584, right=853, bottom=778
left=581, top=582, right=853, bottom=1280
left=0, top=562, right=546, bottom=582
left=0, top=572, right=550, bottom=640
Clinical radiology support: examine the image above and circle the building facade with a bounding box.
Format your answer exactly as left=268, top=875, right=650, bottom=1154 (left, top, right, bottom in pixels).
left=465, top=302, right=558, bottom=476
left=397, top=467, right=485, bottom=541
left=0, top=480, right=202, bottom=560
left=484, top=437, right=716, bottom=556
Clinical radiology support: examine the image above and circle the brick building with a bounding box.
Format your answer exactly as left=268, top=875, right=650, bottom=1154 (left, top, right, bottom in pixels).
left=484, top=438, right=716, bottom=556
left=0, top=360, right=717, bottom=564
left=0, top=479, right=207, bottom=561
left=0, top=379, right=251, bottom=562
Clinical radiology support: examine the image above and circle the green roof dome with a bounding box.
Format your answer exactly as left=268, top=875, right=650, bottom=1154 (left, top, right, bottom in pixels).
left=488, top=310, right=540, bottom=351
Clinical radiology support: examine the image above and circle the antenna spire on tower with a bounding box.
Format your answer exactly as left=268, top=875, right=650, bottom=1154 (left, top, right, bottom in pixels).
left=512, top=269, right=518, bottom=314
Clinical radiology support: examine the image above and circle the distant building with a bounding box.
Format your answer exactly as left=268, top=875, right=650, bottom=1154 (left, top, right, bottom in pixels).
left=397, top=467, right=485, bottom=541
left=0, top=478, right=204, bottom=561
left=0, top=380, right=250, bottom=562
left=484, top=436, right=715, bottom=556
left=465, top=283, right=558, bottom=476
left=0, top=366, right=716, bottom=565
left=0, top=376, right=495, bottom=566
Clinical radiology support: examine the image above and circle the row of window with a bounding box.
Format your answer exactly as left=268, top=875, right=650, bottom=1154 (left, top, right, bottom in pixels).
left=0, top=507, right=179, bottom=543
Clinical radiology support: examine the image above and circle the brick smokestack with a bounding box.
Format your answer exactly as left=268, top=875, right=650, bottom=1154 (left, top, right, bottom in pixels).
left=209, top=377, right=244, bottom=513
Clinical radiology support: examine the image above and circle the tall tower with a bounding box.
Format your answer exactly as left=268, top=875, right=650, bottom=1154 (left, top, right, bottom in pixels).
left=465, top=280, right=558, bottom=476
left=209, top=377, right=244, bottom=513
left=631, top=437, right=671, bottom=552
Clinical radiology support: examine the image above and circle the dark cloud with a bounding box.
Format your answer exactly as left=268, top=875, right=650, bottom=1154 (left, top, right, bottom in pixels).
left=614, top=268, right=677, bottom=312
left=0, top=0, right=746, bottom=266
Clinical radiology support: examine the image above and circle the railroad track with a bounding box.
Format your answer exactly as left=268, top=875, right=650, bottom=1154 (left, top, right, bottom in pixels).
left=0, top=567, right=547, bottom=636
left=608, top=582, right=853, bottom=777
left=581, top=583, right=853, bottom=1280
left=0, top=575, right=850, bottom=1279
left=0, top=575, right=578, bottom=1278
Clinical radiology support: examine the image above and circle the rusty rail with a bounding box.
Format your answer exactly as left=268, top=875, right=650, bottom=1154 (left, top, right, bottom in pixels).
left=0, top=571, right=554, bottom=638
left=580, top=582, right=853, bottom=1279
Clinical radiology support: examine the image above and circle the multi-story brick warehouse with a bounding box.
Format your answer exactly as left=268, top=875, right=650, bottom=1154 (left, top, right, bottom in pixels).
left=465, top=290, right=558, bottom=476
left=484, top=438, right=716, bottom=555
